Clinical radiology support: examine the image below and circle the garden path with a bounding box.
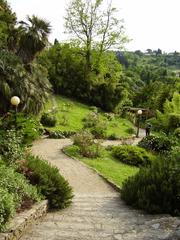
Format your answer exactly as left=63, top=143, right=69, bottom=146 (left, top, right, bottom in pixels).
left=20, top=137, right=179, bottom=240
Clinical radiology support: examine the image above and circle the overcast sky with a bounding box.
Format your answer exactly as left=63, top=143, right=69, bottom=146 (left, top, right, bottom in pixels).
left=7, top=0, right=180, bottom=53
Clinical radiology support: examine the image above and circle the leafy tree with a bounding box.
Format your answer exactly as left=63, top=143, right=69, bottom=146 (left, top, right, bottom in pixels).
left=65, top=0, right=127, bottom=78
left=0, top=0, right=16, bottom=48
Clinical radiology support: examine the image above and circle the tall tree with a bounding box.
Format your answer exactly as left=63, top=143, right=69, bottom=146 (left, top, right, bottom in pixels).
left=17, top=15, right=51, bottom=64
left=65, top=0, right=127, bottom=77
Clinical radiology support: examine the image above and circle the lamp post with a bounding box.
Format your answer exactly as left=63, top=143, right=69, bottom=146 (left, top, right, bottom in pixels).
left=136, top=109, right=142, bottom=138
left=10, top=96, right=20, bottom=127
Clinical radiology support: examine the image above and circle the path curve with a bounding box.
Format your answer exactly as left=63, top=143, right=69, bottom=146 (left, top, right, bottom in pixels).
left=21, top=139, right=179, bottom=240
left=31, top=139, right=117, bottom=196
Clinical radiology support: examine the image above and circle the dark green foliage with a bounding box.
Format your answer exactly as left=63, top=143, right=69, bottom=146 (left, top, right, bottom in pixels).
left=107, top=133, right=119, bottom=140
left=40, top=112, right=57, bottom=127
left=121, top=158, right=180, bottom=216
left=73, top=131, right=102, bottom=158
left=125, top=127, right=135, bottom=134
left=174, top=128, right=180, bottom=138
left=25, top=155, right=73, bottom=209
left=138, top=135, right=173, bottom=153
left=112, top=145, right=154, bottom=167
left=168, top=114, right=180, bottom=131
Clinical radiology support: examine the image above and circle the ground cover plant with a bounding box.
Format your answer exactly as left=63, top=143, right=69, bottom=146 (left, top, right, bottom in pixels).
left=0, top=161, right=41, bottom=231
left=43, top=95, right=135, bottom=139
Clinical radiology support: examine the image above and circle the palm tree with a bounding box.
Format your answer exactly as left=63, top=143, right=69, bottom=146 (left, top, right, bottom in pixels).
left=17, top=15, right=51, bottom=64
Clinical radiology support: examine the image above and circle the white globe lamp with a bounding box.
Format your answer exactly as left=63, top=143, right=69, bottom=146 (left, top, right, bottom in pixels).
left=10, top=96, right=20, bottom=106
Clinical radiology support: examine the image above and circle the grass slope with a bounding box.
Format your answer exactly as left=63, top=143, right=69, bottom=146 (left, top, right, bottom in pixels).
left=44, top=95, right=135, bottom=138
left=64, top=145, right=139, bottom=188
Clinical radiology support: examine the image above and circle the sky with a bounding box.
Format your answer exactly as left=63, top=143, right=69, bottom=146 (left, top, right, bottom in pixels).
left=7, top=0, right=180, bottom=53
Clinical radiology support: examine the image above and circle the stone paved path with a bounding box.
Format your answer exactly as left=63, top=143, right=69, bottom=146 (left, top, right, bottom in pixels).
left=21, top=139, right=180, bottom=240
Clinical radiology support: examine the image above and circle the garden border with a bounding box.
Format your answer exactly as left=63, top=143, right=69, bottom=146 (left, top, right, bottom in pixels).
left=0, top=200, right=48, bottom=240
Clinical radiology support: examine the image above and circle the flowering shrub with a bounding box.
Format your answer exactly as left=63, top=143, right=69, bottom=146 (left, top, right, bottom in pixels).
left=138, top=135, right=173, bottom=153
left=73, top=131, right=102, bottom=158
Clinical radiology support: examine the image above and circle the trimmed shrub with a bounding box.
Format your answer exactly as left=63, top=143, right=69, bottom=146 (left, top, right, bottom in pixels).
left=112, top=145, right=154, bottom=167
left=0, top=188, right=15, bottom=231
left=138, top=135, right=173, bottom=153
left=40, top=113, right=56, bottom=127
left=121, top=158, right=180, bottom=216
left=24, top=155, right=73, bottom=209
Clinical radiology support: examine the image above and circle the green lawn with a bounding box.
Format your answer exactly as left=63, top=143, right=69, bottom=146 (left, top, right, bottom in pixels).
left=43, top=95, right=135, bottom=138
left=64, top=145, right=139, bottom=188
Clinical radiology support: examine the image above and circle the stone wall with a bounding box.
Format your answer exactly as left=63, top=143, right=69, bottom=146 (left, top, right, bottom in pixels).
left=0, top=200, right=48, bottom=240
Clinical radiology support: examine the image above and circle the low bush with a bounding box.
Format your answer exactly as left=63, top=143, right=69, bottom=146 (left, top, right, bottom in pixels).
left=89, top=106, right=98, bottom=113
left=83, top=112, right=99, bottom=128
left=90, top=122, right=107, bottom=139
left=121, top=158, right=180, bottom=216
left=0, top=163, right=40, bottom=231
left=73, top=131, right=102, bottom=158
left=0, top=165, right=40, bottom=209
left=0, top=129, right=24, bottom=165
left=0, top=188, right=15, bottom=231
left=112, top=145, right=154, bottom=167
left=107, top=133, right=119, bottom=140
left=48, top=130, right=76, bottom=139
left=24, top=155, right=73, bottom=209
left=125, top=127, right=136, bottom=135
left=40, top=113, right=56, bottom=127
left=104, top=113, right=114, bottom=121
left=138, top=135, right=173, bottom=153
